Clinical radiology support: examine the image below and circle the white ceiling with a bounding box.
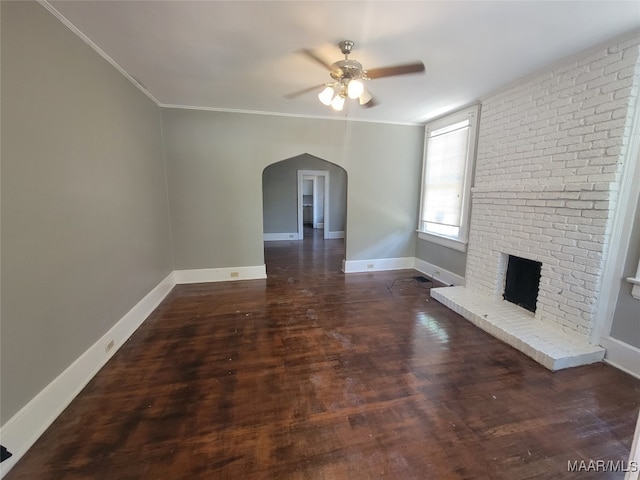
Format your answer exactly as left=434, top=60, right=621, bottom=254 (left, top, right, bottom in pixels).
left=47, top=1, right=640, bottom=125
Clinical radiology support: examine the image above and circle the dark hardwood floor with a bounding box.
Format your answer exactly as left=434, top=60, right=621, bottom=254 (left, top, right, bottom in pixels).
left=6, top=227, right=640, bottom=479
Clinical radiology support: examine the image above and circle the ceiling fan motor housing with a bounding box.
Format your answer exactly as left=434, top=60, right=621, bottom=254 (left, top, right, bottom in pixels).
left=331, top=41, right=367, bottom=82
left=330, top=59, right=366, bottom=81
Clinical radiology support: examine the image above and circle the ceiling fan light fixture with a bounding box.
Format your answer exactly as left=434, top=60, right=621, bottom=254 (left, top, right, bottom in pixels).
left=331, top=95, right=345, bottom=111
left=347, top=79, right=364, bottom=99
left=291, top=40, right=424, bottom=111
left=318, top=86, right=334, bottom=106
left=359, top=89, right=372, bottom=105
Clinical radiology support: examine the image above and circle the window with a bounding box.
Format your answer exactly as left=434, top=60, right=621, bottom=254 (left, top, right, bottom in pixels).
left=418, top=105, right=480, bottom=252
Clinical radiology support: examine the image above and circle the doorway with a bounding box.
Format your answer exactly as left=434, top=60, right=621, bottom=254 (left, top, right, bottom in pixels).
left=298, top=170, right=329, bottom=239
left=261, top=153, right=346, bottom=243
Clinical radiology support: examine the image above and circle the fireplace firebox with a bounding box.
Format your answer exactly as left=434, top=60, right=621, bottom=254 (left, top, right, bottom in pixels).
left=503, top=256, right=542, bottom=313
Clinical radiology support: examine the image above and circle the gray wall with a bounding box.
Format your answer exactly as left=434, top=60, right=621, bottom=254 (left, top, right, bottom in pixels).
left=415, top=239, right=467, bottom=277
left=610, top=190, right=640, bottom=348
left=161, top=108, right=423, bottom=268
left=1, top=2, right=173, bottom=423
left=262, top=154, right=347, bottom=234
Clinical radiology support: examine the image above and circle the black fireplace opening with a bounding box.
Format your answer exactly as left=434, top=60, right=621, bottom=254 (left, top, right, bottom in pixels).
left=503, top=255, right=542, bottom=313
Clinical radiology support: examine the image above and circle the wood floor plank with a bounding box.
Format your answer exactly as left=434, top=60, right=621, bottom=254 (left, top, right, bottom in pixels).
left=5, top=227, right=640, bottom=479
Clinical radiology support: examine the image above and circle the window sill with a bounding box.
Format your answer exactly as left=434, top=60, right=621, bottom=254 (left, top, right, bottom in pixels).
left=417, top=231, right=467, bottom=252
left=626, top=276, right=640, bottom=300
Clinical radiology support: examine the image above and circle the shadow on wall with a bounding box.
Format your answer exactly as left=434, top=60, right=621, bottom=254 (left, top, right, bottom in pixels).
left=262, top=153, right=347, bottom=240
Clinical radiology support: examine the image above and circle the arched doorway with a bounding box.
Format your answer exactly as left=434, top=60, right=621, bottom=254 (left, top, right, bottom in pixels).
left=262, top=154, right=348, bottom=275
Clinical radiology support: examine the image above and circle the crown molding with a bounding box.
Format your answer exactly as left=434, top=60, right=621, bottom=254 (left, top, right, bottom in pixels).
left=38, top=1, right=423, bottom=128
left=38, top=0, right=161, bottom=106
left=159, top=104, right=423, bottom=127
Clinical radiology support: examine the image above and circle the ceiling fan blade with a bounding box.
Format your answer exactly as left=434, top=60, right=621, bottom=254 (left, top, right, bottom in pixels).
left=365, top=62, right=425, bottom=79
left=299, top=48, right=333, bottom=71
left=284, top=84, right=325, bottom=99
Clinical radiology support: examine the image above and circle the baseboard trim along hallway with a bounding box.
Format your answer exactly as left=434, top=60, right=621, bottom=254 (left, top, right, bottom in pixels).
left=0, top=272, right=176, bottom=478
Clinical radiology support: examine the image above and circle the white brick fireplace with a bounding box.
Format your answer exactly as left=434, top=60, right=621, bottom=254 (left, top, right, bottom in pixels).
left=432, top=33, right=640, bottom=370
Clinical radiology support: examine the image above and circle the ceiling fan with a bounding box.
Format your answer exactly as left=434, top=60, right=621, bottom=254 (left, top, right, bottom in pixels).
left=286, top=40, right=425, bottom=111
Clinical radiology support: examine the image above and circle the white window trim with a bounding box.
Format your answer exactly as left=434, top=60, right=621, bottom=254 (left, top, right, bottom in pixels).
left=417, top=104, right=480, bottom=251
left=416, top=230, right=467, bottom=252
left=626, top=258, right=640, bottom=300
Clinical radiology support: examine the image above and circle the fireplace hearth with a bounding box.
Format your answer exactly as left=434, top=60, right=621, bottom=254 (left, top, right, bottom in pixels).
left=426, top=32, right=638, bottom=370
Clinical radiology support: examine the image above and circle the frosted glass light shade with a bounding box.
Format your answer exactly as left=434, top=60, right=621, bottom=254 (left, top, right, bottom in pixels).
left=331, top=95, right=345, bottom=111
left=359, top=89, right=372, bottom=105
left=347, top=79, right=364, bottom=99
left=318, top=86, right=334, bottom=106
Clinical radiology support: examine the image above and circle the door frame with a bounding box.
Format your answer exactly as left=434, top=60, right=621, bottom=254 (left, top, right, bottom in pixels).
left=297, top=170, right=330, bottom=240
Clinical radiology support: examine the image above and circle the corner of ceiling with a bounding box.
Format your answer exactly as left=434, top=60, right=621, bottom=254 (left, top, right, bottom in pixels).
left=37, top=0, right=162, bottom=107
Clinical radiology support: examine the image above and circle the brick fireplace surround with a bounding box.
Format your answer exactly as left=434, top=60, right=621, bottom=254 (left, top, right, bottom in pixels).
left=432, top=33, right=640, bottom=370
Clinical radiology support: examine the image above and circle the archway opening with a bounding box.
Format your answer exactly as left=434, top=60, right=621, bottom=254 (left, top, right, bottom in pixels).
left=261, top=154, right=348, bottom=276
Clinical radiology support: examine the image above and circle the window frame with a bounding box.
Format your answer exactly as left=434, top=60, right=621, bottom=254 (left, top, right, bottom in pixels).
left=417, top=104, right=480, bottom=252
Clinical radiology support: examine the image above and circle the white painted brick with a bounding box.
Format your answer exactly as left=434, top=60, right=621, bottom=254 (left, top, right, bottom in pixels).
left=566, top=231, right=599, bottom=242
left=610, top=38, right=640, bottom=53
left=583, top=132, right=608, bottom=143
left=584, top=281, right=600, bottom=292
left=582, top=92, right=614, bottom=109
left=590, top=52, right=624, bottom=70
left=612, top=107, right=631, bottom=119
left=587, top=172, right=616, bottom=183
left=594, top=117, right=628, bottom=132
left=577, top=49, right=609, bottom=67
left=577, top=148, right=607, bottom=160
left=618, top=66, right=637, bottom=79
left=601, top=76, right=634, bottom=94
left=614, top=87, right=634, bottom=101
left=552, top=237, right=577, bottom=247
left=593, top=138, right=623, bottom=150
left=561, top=183, right=592, bottom=192
left=556, top=102, right=583, bottom=116
left=575, top=67, right=608, bottom=85
left=565, top=200, right=594, bottom=209
left=587, top=72, right=619, bottom=91
left=595, top=98, right=633, bottom=114
left=583, top=111, right=613, bottom=125
left=461, top=34, right=638, bottom=345
left=593, top=182, right=613, bottom=192
left=604, top=54, right=640, bottom=75
left=621, top=42, right=640, bottom=55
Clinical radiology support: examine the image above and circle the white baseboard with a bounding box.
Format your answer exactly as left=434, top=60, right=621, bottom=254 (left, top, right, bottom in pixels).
left=0, top=263, right=269, bottom=477
left=600, top=336, right=640, bottom=379
left=264, top=231, right=344, bottom=241
left=0, top=272, right=176, bottom=478
left=263, top=232, right=299, bottom=241
left=342, top=257, right=415, bottom=273
left=341, top=257, right=467, bottom=284
left=173, top=265, right=267, bottom=284
left=414, top=258, right=466, bottom=286
left=3, top=258, right=637, bottom=477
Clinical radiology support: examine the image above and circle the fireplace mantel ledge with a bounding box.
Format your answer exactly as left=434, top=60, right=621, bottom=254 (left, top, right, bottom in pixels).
left=471, top=185, right=612, bottom=203
left=471, top=183, right=602, bottom=194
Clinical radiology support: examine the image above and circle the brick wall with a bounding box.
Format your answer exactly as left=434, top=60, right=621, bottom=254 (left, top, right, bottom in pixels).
left=467, top=33, right=640, bottom=339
